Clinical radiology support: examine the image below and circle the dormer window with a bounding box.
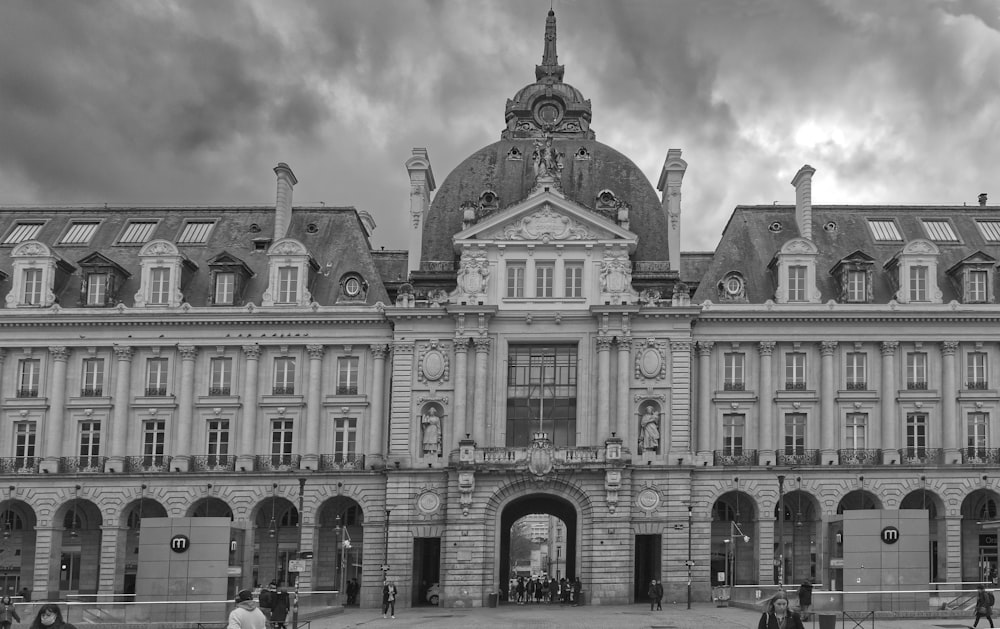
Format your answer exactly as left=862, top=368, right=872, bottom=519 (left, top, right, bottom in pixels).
left=134, top=240, right=197, bottom=308
left=77, top=253, right=130, bottom=307
left=5, top=241, right=74, bottom=309
left=3, top=222, right=45, bottom=245
left=717, top=271, right=746, bottom=302
left=788, top=265, right=807, bottom=301
left=207, top=252, right=253, bottom=306
left=946, top=251, right=996, bottom=304
left=883, top=240, right=942, bottom=304
left=262, top=238, right=318, bottom=307
left=831, top=251, right=874, bottom=304
left=768, top=238, right=820, bottom=304
left=338, top=273, right=369, bottom=302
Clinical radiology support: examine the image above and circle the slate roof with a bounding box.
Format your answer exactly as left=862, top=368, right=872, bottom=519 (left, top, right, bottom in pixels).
left=0, top=205, right=392, bottom=308
left=692, top=204, right=1000, bottom=304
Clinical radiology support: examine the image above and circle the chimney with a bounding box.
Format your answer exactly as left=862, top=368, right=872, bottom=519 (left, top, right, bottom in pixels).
left=980, top=193, right=988, bottom=207
left=273, top=162, right=298, bottom=240
left=657, top=148, right=687, bottom=273
left=791, top=165, right=816, bottom=241
left=405, top=148, right=436, bottom=276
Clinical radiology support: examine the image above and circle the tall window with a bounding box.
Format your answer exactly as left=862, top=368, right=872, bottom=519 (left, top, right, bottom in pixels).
left=143, top=420, right=166, bottom=467
left=145, top=358, right=168, bottom=396
left=506, top=345, right=577, bottom=448
left=846, top=352, right=867, bottom=390
left=969, top=270, right=989, bottom=303
left=149, top=267, right=170, bottom=305
left=273, top=357, right=296, bottom=395
left=784, top=413, right=806, bottom=455
left=845, top=413, right=867, bottom=450
left=214, top=272, right=235, bottom=305
left=565, top=263, right=583, bottom=298
left=905, top=413, right=928, bottom=459
left=334, top=417, right=358, bottom=462
left=724, top=353, right=745, bottom=390
left=722, top=413, right=745, bottom=456
left=788, top=265, right=807, bottom=302
left=536, top=262, right=554, bottom=298
left=906, top=352, right=928, bottom=389
left=209, top=357, right=232, bottom=396
left=79, top=421, right=101, bottom=467
left=337, top=357, right=359, bottom=395
left=17, top=358, right=40, bottom=398
left=271, top=419, right=294, bottom=464
left=968, top=412, right=988, bottom=459
left=506, top=263, right=525, bottom=298
left=86, top=274, right=108, bottom=306
left=207, top=419, right=230, bottom=465
left=82, top=358, right=105, bottom=396
left=968, top=352, right=988, bottom=389
left=909, top=266, right=928, bottom=302
left=785, top=352, right=806, bottom=390
left=22, top=268, right=44, bottom=305
left=277, top=267, right=298, bottom=304
left=14, top=422, right=36, bottom=468
left=846, top=270, right=867, bottom=303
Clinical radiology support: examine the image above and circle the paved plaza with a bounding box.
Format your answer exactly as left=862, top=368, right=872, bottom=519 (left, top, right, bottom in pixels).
left=307, top=602, right=977, bottom=629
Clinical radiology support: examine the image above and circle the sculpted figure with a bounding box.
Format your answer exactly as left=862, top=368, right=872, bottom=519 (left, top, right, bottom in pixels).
left=640, top=404, right=660, bottom=453
left=422, top=408, right=442, bottom=456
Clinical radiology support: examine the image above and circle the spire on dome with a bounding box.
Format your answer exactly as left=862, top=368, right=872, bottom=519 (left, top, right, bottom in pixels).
left=535, top=9, right=565, bottom=83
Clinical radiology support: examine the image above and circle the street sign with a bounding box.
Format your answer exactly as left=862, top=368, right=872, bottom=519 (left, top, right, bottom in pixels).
left=299, top=551, right=314, bottom=559
left=380, top=564, right=390, bottom=571
left=684, top=560, right=695, bottom=567
left=288, top=560, right=306, bottom=573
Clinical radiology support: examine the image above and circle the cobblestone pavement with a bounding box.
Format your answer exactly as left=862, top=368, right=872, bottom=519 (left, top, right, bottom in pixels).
left=307, top=602, right=973, bottom=629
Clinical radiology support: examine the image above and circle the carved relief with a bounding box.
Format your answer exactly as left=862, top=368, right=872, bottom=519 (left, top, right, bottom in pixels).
left=416, top=490, right=441, bottom=515
left=527, top=432, right=554, bottom=477
left=453, top=251, right=490, bottom=302
left=599, top=251, right=637, bottom=304
left=636, top=487, right=661, bottom=513
left=493, top=207, right=593, bottom=242
left=634, top=339, right=667, bottom=381
left=418, top=341, right=450, bottom=383
left=458, top=471, right=475, bottom=516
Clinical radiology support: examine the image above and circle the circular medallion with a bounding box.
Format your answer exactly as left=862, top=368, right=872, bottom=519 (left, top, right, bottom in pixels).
left=639, top=347, right=662, bottom=379
left=636, top=488, right=660, bottom=511
left=423, top=349, right=446, bottom=381
left=417, top=491, right=441, bottom=515
left=881, top=526, right=900, bottom=544
left=535, top=102, right=562, bottom=126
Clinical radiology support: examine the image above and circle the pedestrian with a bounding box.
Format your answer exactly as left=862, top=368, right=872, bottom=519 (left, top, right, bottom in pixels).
left=526, top=576, right=537, bottom=603
left=381, top=579, right=397, bottom=619
left=647, top=578, right=663, bottom=611
left=548, top=577, right=557, bottom=603
left=572, top=577, right=582, bottom=606
left=227, top=589, right=267, bottom=629
left=28, top=604, right=78, bottom=629
left=258, top=581, right=276, bottom=620
left=18, top=588, right=29, bottom=603
left=797, top=579, right=813, bottom=621
left=0, top=596, right=20, bottom=629
left=516, top=577, right=525, bottom=604
left=974, top=584, right=995, bottom=628
left=271, top=587, right=290, bottom=629
left=559, top=578, right=568, bottom=605
left=758, top=593, right=804, bottom=629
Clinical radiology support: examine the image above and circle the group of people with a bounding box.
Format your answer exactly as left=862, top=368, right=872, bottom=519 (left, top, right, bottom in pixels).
left=507, top=576, right=582, bottom=606
left=0, top=598, right=78, bottom=629
left=226, top=582, right=290, bottom=629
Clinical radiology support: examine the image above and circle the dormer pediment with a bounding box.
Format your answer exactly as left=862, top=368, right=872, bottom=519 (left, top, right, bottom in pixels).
left=453, top=191, right=637, bottom=251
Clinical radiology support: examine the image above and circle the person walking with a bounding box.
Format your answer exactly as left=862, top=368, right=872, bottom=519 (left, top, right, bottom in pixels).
left=270, top=587, right=290, bottom=629
left=381, top=579, right=397, bottom=619
left=257, top=582, right=276, bottom=622
left=28, top=604, right=77, bottom=629
left=516, top=577, right=525, bottom=604
left=797, top=578, right=813, bottom=621
left=572, top=577, right=582, bottom=607
left=227, top=589, right=267, bottom=629
left=757, top=593, right=805, bottom=629
left=647, top=578, right=663, bottom=611
left=974, top=584, right=995, bottom=628
left=0, top=596, right=20, bottom=629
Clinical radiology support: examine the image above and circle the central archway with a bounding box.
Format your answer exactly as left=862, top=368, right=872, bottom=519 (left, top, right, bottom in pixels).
left=498, top=493, right=578, bottom=598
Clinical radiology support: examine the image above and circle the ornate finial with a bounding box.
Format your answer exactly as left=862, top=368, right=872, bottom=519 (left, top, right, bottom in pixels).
left=536, top=9, right=565, bottom=83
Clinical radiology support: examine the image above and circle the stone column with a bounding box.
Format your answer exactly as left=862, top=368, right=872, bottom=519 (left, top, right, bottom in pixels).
left=451, top=338, right=470, bottom=451
left=758, top=516, right=775, bottom=585
left=31, top=525, right=56, bottom=600
left=596, top=335, right=613, bottom=444
left=944, top=514, right=963, bottom=584
left=820, top=341, right=838, bottom=464
left=42, top=347, right=69, bottom=471
left=696, top=341, right=714, bottom=460
left=238, top=345, right=262, bottom=471
left=472, top=338, right=491, bottom=444
left=107, top=346, right=134, bottom=473
left=172, top=345, right=198, bottom=472
left=616, top=336, right=631, bottom=443
left=880, top=341, right=899, bottom=464
left=941, top=341, right=959, bottom=460
left=757, top=342, right=775, bottom=465
left=368, top=344, right=390, bottom=462
left=98, top=524, right=125, bottom=595
left=303, top=344, right=324, bottom=469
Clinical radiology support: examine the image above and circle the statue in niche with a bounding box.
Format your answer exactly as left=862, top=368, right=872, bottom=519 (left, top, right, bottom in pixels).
left=532, top=136, right=561, bottom=179
left=639, top=404, right=660, bottom=453
left=421, top=407, right=442, bottom=456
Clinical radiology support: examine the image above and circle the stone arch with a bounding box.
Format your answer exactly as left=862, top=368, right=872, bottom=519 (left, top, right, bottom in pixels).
left=711, top=491, right=757, bottom=586
left=960, top=488, right=1000, bottom=582
left=315, top=496, right=365, bottom=592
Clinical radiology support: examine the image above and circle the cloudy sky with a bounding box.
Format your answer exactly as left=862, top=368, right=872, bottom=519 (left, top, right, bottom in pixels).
left=0, top=0, right=998, bottom=253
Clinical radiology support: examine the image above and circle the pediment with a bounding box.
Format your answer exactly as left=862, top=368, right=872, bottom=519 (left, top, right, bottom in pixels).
left=947, top=250, right=997, bottom=275
left=208, top=250, right=253, bottom=273
left=454, top=190, right=635, bottom=248
left=77, top=252, right=130, bottom=276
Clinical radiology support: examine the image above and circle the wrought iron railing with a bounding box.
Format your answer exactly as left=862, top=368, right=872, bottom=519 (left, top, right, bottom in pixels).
left=967, top=380, right=989, bottom=390
left=898, top=448, right=943, bottom=464
left=144, top=386, right=167, bottom=396
left=906, top=381, right=928, bottom=390
left=319, top=453, right=366, bottom=470
left=714, top=450, right=757, bottom=466
left=62, top=456, right=107, bottom=473
left=190, top=455, right=236, bottom=472
left=80, top=386, right=104, bottom=397
left=965, top=448, right=1000, bottom=464
left=784, top=381, right=806, bottom=390
left=470, top=445, right=621, bottom=466
left=846, top=381, right=868, bottom=390
left=838, top=449, right=881, bottom=465
left=124, top=455, right=171, bottom=473
left=723, top=382, right=746, bottom=391
left=777, top=449, right=820, bottom=465
left=0, top=457, right=39, bottom=474
left=271, top=386, right=295, bottom=395
left=16, top=387, right=38, bottom=398
left=208, top=387, right=231, bottom=396
left=255, top=454, right=301, bottom=471
left=336, top=385, right=358, bottom=395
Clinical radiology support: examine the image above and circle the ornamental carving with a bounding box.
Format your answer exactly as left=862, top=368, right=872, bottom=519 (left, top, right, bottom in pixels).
left=634, top=339, right=667, bottom=381
left=494, top=207, right=593, bottom=242
left=599, top=251, right=636, bottom=304
left=527, top=432, right=554, bottom=477
left=12, top=242, right=47, bottom=257
left=416, top=490, right=441, bottom=515
left=453, top=250, right=490, bottom=301
left=636, top=487, right=661, bottom=512
left=268, top=240, right=307, bottom=256
left=418, top=341, right=450, bottom=384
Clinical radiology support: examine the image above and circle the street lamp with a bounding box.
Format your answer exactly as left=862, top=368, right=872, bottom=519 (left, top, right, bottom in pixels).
left=777, top=475, right=786, bottom=586
left=686, top=504, right=693, bottom=609
left=291, top=477, right=305, bottom=629
left=268, top=483, right=278, bottom=584
left=728, top=519, right=750, bottom=588
left=335, top=515, right=352, bottom=606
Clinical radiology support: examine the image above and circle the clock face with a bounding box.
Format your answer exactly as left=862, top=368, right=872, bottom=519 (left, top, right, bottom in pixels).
left=344, top=277, right=361, bottom=297
left=535, top=102, right=561, bottom=126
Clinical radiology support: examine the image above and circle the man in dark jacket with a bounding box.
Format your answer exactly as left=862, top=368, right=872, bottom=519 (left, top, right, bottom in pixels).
left=798, top=579, right=813, bottom=620
left=647, top=578, right=664, bottom=611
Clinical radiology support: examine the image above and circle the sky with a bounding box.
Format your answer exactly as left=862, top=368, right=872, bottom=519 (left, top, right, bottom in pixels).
left=0, top=0, right=998, bottom=254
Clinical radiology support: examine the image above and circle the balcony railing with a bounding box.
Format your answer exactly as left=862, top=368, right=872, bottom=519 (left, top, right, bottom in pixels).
left=80, top=386, right=104, bottom=397
left=190, top=455, right=236, bottom=472
left=723, top=382, right=745, bottom=391
left=336, top=385, right=359, bottom=395
left=965, top=448, right=1000, bottom=464
left=255, top=454, right=301, bottom=471
left=846, top=381, right=868, bottom=390
left=62, top=456, right=107, bottom=473
left=898, top=448, right=943, bottom=464
left=839, top=449, right=881, bottom=465
left=271, top=386, right=295, bottom=395
left=784, top=381, right=806, bottom=390
left=144, top=387, right=167, bottom=396
left=16, top=387, right=38, bottom=398
left=124, top=455, right=171, bottom=473
left=467, top=445, right=622, bottom=467
left=0, top=457, right=39, bottom=474
left=967, top=380, right=989, bottom=390
left=208, top=387, right=231, bottom=396
left=777, top=449, right=820, bottom=465
left=714, top=450, right=757, bottom=466
left=906, top=381, right=928, bottom=390
left=319, top=453, right=366, bottom=470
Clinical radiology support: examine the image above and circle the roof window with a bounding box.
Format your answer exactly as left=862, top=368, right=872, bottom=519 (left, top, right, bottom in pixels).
left=177, top=220, right=215, bottom=244
left=117, top=220, right=158, bottom=244
left=2, top=222, right=44, bottom=245
left=976, top=220, right=1000, bottom=243
left=60, top=221, right=100, bottom=245
left=867, top=219, right=902, bottom=242
left=921, top=219, right=959, bottom=242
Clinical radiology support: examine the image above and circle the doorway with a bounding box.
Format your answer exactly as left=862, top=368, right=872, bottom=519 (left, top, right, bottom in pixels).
left=498, top=494, right=577, bottom=602
left=412, top=538, right=441, bottom=606
left=634, top=535, right=661, bottom=602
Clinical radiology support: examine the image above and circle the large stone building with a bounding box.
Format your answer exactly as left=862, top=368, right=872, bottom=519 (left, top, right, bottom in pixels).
left=0, top=9, right=997, bottom=610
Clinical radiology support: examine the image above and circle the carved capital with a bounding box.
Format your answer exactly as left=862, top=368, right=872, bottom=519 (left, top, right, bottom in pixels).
left=617, top=335, right=632, bottom=351
left=819, top=341, right=838, bottom=357
left=697, top=341, right=715, bottom=357
left=880, top=341, right=899, bottom=356
left=758, top=341, right=776, bottom=356
left=596, top=335, right=614, bottom=352
left=113, top=346, right=134, bottom=361
left=941, top=341, right=959, bottom=356
left=242, top=345, right=262, bottom=360
left=306, top=344, right=325, bottom=360
left=48, top=346, right=69, bottom=362
left=371, top=343, right=390, bottom=360
left=178, top=345, right=198, bottom=361
left=473, top=337, right=492, bottom=353
left=453, top=337, right=470, bottom=354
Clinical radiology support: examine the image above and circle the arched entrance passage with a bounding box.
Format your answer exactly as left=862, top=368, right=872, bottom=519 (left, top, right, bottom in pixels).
left=498, top=493, right=577, bottom=598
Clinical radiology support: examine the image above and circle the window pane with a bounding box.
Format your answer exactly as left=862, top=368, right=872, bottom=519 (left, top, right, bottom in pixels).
left=506, top=346, right=577, bottom=447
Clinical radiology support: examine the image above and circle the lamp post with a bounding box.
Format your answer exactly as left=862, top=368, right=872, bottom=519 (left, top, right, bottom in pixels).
left=686, top=504, right=693, bottom=609
left=729, top=519, right=750, bottom=589
left=291, top=477, right=305, bottom=629
left=268, top=483, right=278, bottom=584
left=777, top=475, right=786, bottom=586
left=335, top=515, right=352, bottom=606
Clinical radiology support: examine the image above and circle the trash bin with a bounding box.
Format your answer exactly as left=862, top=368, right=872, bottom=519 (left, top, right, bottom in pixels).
left=818, top=614, right=837, bottom=629
left=488, top=592, right=498, bottom=608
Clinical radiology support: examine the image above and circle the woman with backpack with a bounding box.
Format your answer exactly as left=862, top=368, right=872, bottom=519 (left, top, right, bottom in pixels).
left=974, top=584, right=995, bottom=628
